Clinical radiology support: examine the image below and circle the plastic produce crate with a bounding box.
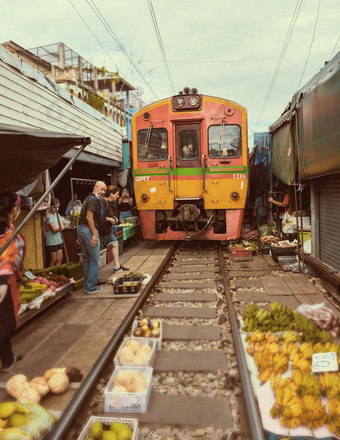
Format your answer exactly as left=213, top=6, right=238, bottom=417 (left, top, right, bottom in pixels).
left=72, top=278, right=84, bottom=291
left=104, top=366, right=153, bottom=413
left=123, top=226, right=134, bottom=240
left=131, top=319, right=163, bottom=350
left=118, top=240, right=123, bottom=255
left=77, top=416, right=138, bottom=440
left=114, top=337, right=157, bottom=368
left=113, top=276, right=143, bottom=294
left=265, top=431, right=333, bottom=440
left=124, top=216, right=139, bottom=225
left=230, top=247, right=252, bottom=257
left=66, top=262, right=84, bottom=281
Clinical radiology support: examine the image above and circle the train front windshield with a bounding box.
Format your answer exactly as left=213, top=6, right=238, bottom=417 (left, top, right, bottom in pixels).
left=208, top=124, right=241, bottom=158
left=137, top=128, right=168, bottom=161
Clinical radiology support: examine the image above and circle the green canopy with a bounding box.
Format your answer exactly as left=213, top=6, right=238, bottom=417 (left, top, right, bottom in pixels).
left=270, top=50, right=340, bottom=184
left=0, top=124, right=91, bottom=192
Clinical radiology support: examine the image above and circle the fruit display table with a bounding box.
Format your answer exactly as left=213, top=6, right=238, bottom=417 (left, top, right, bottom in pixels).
left=17, top=282, right=73, bottom=328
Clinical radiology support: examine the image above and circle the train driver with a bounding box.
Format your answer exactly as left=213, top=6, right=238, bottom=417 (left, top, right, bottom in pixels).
left=181, top=139, right=196, bottom=159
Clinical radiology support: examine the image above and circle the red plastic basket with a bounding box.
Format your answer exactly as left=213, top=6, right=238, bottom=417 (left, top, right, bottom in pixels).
left=230, top=247, right=252, bottom=257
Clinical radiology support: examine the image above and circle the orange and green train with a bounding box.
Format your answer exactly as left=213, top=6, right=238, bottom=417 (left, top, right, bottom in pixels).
left=132, top=87, right=248, bottom=240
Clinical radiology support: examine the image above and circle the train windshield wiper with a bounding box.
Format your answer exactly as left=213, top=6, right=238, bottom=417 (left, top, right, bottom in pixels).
left=217, top=121, right=225, bottom=151
left=145, top=124, right=153, bottom=153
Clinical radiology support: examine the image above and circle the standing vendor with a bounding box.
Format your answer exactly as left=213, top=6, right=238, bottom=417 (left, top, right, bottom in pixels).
left=46, top=198, right=64, bottom=267
left=0, top=191, right=25, bottom=371
left=268, top=190, right=289, bottom=236
left=77, top=181, right=106, bottom=295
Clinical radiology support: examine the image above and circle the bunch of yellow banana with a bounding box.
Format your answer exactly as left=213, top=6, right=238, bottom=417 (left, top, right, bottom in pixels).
left=282, top=330, right=297, bottom=343
left=254, top=350, right=272, bottom=371
left=313, top=341, right=340, bottom=356
left=327, top=397, right=340, bottom=437
left=301, top=394, right=327, bottom=429
left=292, top=355, right=311, bottom=373
left=291, top=370, right=321, bottom=397
left=259, top=368, right=275, bottom=383
left=319, top=372, right=340, bottom=398
left=299, top=342, right=314, bottom=359
left=270, top=373, right=290, bottom=390
left=272, top=352, right=289, bottom=374
left=270, top=386, right=302, bottom=428
left=281, top=341, right=299, bottom=358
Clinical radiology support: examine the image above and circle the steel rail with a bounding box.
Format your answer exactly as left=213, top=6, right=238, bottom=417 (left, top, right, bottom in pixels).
left=218, top=246, right=265, bottom=440
left=45, top=242, right=178, bottom=440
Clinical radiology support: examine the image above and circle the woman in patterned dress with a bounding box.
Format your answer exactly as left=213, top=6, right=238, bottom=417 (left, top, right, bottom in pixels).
left=0, top=191, right=26, bottom=371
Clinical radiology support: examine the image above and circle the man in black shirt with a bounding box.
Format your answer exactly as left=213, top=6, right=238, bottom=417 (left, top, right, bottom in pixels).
left=77, top=181, right=107, bottom=294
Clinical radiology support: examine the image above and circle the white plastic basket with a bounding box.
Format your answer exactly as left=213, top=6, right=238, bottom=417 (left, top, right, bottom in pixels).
left=114, top=337, right=157, bottom=368
left=77, top=416, right=138, bottom=440
left=104, top=366, right=153, bottom=413
left=99, top=249, right=107, bottom=269
left=131, top=319, right=162, bottom=350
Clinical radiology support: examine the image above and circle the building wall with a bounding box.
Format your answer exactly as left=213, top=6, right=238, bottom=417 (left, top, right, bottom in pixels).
left=0, top=46, right=123, bottom=165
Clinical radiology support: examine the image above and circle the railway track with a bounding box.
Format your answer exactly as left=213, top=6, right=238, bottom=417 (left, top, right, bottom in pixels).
left=46, top=241, right=263, bottom=440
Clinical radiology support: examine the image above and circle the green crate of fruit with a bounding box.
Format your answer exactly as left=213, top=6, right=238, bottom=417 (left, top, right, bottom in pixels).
left=66, top=262, right=84, bottom=281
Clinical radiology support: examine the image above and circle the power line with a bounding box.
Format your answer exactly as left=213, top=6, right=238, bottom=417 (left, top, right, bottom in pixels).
left=297, top=0, right=321, bottom=89
left=85, top=0, right=159, bottom=101
left=255, top=0, right=303, bottom=129
left=139, top=57, right=278, bottom=64
left=146, top=0, right=175, bottom=95
left=68, top=0, right=123, bottom=75
left=329, top=33, right=340, bottom=60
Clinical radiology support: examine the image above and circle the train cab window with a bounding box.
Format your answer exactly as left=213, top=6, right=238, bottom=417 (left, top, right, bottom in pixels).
left=138, top=128, right=168, bottom=161
left=208, top=125, right=241, bottom=158
left=179, top=130, right=198, bottom=160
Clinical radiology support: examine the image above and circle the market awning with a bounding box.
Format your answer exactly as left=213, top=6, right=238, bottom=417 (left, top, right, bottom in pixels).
left=0, top=124, right=91, bottom=192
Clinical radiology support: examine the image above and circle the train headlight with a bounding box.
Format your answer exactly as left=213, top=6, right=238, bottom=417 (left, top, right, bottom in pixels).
left=141, top=193, right=149, bottom=202
left=189, top=96, right=198, bottom=106
left=230, top=192, right=240, bottom=201
left=176, top=98, right=184, bottom=107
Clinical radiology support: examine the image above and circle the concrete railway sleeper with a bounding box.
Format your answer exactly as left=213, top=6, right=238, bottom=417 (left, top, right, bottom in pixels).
left=43, top=241, right=266, bottom=440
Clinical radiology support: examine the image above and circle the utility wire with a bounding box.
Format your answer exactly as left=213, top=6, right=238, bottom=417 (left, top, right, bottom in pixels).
left=297, top=0, right=321, bottom=89
left=146, top=0, right=175, bottom=95
left=141, top=57, right=278, bottom=64
left=85, top=0, right=159, bottom=101
left=255, top=0, right=303, bottom=129
left=329, top=33, right=340, bottom=60
left=68, top=0, right=123, bottom=75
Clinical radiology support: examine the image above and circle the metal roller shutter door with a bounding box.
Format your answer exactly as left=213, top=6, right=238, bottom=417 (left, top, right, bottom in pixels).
left=319, top=174, right=340, bottom=271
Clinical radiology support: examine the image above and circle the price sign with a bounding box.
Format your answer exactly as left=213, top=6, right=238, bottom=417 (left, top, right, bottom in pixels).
left=24, top=271, right=36, bottom=280
left=312, top=352, right=338, bottom=373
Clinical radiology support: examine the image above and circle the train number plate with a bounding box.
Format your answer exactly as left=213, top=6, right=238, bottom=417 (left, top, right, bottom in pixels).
left=233, top=174, right=247, bottom=179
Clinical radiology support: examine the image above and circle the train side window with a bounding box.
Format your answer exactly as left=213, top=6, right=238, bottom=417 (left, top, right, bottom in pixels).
left=179, top=130, right=198, bottom=160
left=208, top=125, right=241, bottom=158
left=137, top=128, right=168, bottom=161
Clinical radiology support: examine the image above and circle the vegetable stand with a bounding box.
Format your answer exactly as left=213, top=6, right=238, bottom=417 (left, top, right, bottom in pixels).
left=18, top=282, right=73, bottom=328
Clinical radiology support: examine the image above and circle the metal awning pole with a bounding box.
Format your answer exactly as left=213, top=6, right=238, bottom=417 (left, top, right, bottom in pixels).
left=0, top=144, right=87, bottom=256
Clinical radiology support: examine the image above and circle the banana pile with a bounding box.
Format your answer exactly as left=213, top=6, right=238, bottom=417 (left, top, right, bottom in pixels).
left=242, top=302, right=333, bottom=345
left=0, top=400, right=56, bottom=439
left=244, top=328, right=340, bottom=436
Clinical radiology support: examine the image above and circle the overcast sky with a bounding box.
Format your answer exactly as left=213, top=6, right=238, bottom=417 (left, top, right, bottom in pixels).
left=1, top=0, right=339, bottom=145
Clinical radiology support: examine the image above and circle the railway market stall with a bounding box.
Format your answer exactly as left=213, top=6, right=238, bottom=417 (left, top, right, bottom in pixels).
left=269, top=50, right=340, bottom=289
left=0, top=123, right=91, bottom=326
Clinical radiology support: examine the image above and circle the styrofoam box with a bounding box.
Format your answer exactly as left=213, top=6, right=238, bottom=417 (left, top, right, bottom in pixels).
left=131, top=319, right=163, bottom=350
left=294, top=216, right=311, bottom=227
left=104, top=366, right=153, bottom=413
left=99, top=248, right=107, bottom=269
left=77, top=416, right=138, bottom=440
left=114, top=337, right=157, bottom=368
